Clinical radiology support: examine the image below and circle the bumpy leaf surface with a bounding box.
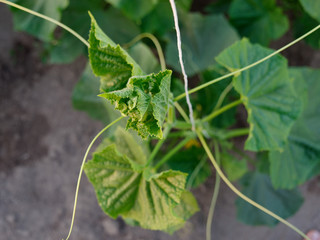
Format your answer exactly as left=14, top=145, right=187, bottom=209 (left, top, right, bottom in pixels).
left=229, top=0, right=289, bottom=45
left=100, top=70, right=172, bottom=139
left=11, top=0, right=68, bottom=41
left=299, top=0, right=320, bottom=22
left=166, top=13, right=239, bottom=76
left=236, top=172, right=303, bottom=226
left=84, top=128, right=191, bottom=231
left=216, top=39, right=302, bottom=151
left=89, top=14, right=144, bottom=92
left=269, top=68, right=320, bottom=189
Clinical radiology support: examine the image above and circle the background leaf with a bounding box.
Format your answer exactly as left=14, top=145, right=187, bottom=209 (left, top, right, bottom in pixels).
left=221, top=151, right=248, bottom=182
left=216, top=39, right=302, bottom=151
left=166, top=13, right=239, bottom=76
left=269, top=68, right=320, bottom=189
left=299, top=0, right=320, bottom=22
left=72, top=64, right=121, bottom=123
left=105, top=0, right=158, bottom=20
left=236, top=172, right=304, bottom=226
left=49, top=0, right=140, bottom=63
left=10, top=0, right=68, bottom=41
left=229, top=0, right=289, bottom=46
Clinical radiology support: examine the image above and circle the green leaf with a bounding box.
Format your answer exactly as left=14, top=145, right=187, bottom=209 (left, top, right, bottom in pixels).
left=216, top=39, right=302, bottom=151
left=89, top=13, right=144, bottom=92
left=294, top=13, right=320, bottom=49
left=166, top=146, right=211, bottom=188
left=299, top=0, right=320, bottom=22
left=269, top=68, right=320, bottom=189
left=221, top=152, right=248, bottom=182
left=229, top=0, right=289, bottom=46
left=236, top=172, right=304, bottom=226
left=106, top=0, right=158, bottom=20
left=84, top=136, right=194, bottom=231
left=127, top=43, right=160, bottom=74
left=141, top=0, right=173, bottom=37
left=166, top=13, right=239, bottom=76
left=49, top=0, right=140, bottom=63
left=72, top=64, right=121, bottom=123
left=100, top=70, right=172, bottom=139
left=10, top=0, right=68, bottom=41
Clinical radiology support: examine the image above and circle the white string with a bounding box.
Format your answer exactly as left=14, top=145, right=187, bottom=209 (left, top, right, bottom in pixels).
left=169, top=0, right=195, bottom=131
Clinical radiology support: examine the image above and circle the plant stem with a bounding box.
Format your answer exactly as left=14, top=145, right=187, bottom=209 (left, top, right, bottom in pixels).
left=174, top=24, right=320, bottom=102
left=63, top=116, right=124, bottom=240
left=214, top=82, right=233, bottom=110
left=206, top=140, right=221, bottom=240
left=223, top=128, right=250, bottom=140
left=0, top=0, right=89, bottom=48
left=123, top=33, right=166, bottom=71
left=169, top=0, right=195, bottom=131
left=186, top=153, right=207, bottom=189
left=202, top=99, right=243, bottom=123
left=196, top=130, right=310, bottom=240
left=174, top=102, right=190, bottom=123
left=146, top=125, right=172, bottom=167
left=154, top=135, right=194, bottom=170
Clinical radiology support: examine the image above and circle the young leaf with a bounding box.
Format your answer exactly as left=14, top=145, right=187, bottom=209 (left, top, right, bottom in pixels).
left=84, top=139, right=192, bottom=231
left=299, top=0, right=320, bottom=22
left=100, top=70, right=172, bottom=139
left=229, top=0, right=289, bottom=46
left=88, top=13, right=144, bottom=92
left=216, top=39, right=302, bottom=151
left=236, top=172, right=304, bottom=226
left=166, top=13, right=239, bottom=76
left=10, top=0, right=68, bottom=41
left=72, top=64, right=121, bottom=124
left=269, top=68, right=320, bottom=189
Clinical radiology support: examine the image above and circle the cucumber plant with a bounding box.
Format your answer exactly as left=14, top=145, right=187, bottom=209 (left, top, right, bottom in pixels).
left=2, top=0, right=320, bottom=240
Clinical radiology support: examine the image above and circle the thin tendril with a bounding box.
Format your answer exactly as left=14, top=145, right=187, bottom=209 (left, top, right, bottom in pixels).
left=123, top=33, right=166, bottom=71
left=63, top=116, right=124, bottom=240
left=206, top=140, right=221, bottom=240
left=214, top=82, right=233, bottom=110
left=174, top=24, right=320, bottom=101
left=169, top=0, right=195, bottom=131
left=0, top=0, right=90, bottom=48
left=196, top=130, right=310, bottom=240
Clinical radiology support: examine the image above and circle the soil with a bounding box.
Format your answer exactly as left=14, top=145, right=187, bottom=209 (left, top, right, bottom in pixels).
left=0, top=4, right=320, bottom=240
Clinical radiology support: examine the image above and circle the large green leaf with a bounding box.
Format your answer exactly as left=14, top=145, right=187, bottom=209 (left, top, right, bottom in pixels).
left=216, top=39, right=302, bottom=151
left=72, top=64, right=121, bottom=123
left=229, top=0, right=289, bottom=46
left=236, top=172, right=304, bottom=226
left=269, top=68, right=320, bottom=189
left=166, top=146, right=211, bottom=188
left=106, top=0, right=158, bottom=20
left=84, top=128, right=193, bottom=231
left=299, top=0, right=320, bottom=22
left=166, top=13, right=239, bottom=76
left=89, top=13, right=144, bottom=93
left=10, top=0, right=68, bottom=41
left=100, top=70, right=172, bottom=139
left=49, top=0, right=140, bottom=63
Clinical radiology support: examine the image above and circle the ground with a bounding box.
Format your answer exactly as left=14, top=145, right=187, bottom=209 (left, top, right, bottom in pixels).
left=0, top=4, right=320, bottom=240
